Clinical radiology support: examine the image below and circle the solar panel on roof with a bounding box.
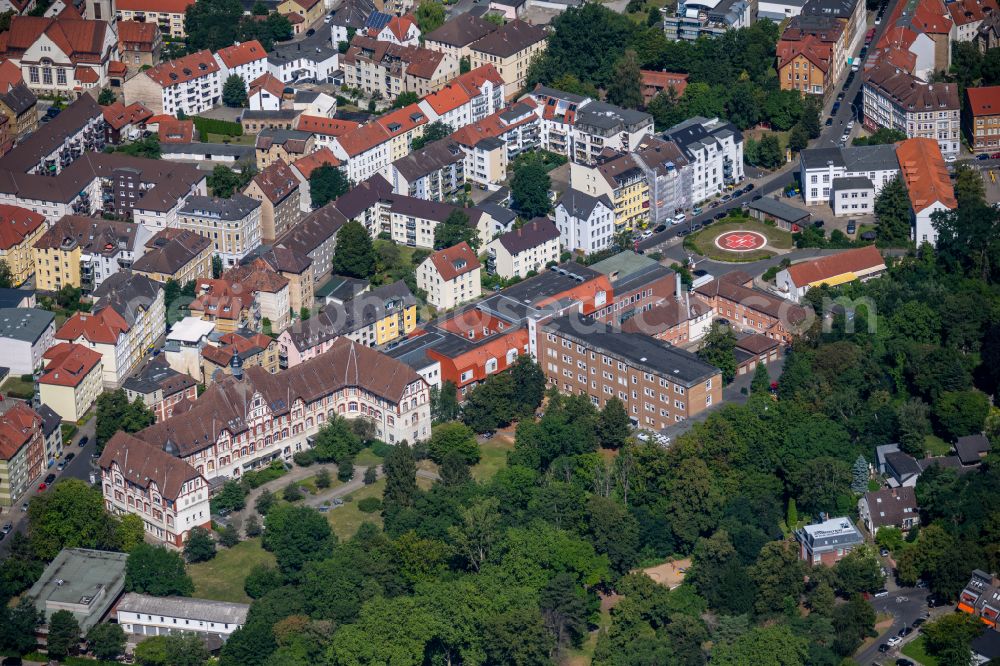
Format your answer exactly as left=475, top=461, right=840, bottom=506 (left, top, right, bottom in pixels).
left=365, top=11, right=392, bottom=30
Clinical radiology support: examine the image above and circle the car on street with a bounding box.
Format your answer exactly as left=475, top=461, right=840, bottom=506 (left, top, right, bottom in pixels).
left=37, top=483, right=46, bottom=491
left=878, top=644, right=890, bottom=653
left=20, top=502, right=28, bottom=512
left=673, top=212, right=687, bottom=224
left=44, top=473, right=56, bottom=484
left=654, top=224, right=667, bottom=233
left=833, top=101, right=841, bottom=113
left=911, top=618, right=925, bottom=629
left=641, top=230, right=653, bottom=239
left=692, top=223, right=703, bottom=231
left=1, top=523, right=11, bottom=534
left=898, top=627, right=913, bottom=638
left=837, top=92, right=845, bottom=101
left=78, top=436, right=88, bottom=447
left=896, top=660, right=915, bottom=666
left=991, top=152, right=1000, bottom=159
left=745, top=183, right=755, bottom=191
left=927, top=595, right=944, bottom=607
left=886, top=636, right=901, bottom=647
left=57, top=461, right=65, bottom=470
left=847, top=120, right=855, bottom=130
left=306, top=28, right=315, bottom=36
left=874, top=589, right=889, bottom=598
left=714, top=211, right=727, bottom=220
left=752, top=194, right=762, bottom=201
left=978, top=153, right=991, bottom=160
left=64, top=452, right=75, bottom=462
left=678, top=229, right=690, bottom=236
left=825, top=117, right=833, bottom=126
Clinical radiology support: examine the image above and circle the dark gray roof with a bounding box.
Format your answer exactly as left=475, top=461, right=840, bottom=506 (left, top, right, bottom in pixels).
left=123, top=358, right=195, bottom=397
left=288, top=280, right=414, bottom=349
left=293, top=91, right=319, bottom=104
left=576, top=101, right=652, bottom=131
left=275, top=202, right=348, bottom=257
left=863, top=487, right=918, bottom=528
left=391, top=139, right=464, bottom=182
left=478, top=202, right=516, bottom=225
left=425, top=13, right=497, bottom=47
left=532, top=85, right=588, bottom=104
left=496, top=217, right=559, bottom=254
left=181, top=193, right=261, bottom=220
left=0, top=82, right=36, bottom=116
left=269, top=41, right=337, bottom=65
left=663, top=116, right=742, bottom=159
left=0, top=288, right=32, bottom=308
left=36, top=403, right=61, bottom=438
left=800, top=146, right=846, bottom=170
left=832, top=176, right=874, bottom=191
left=469, top=20, right=546, bottom=58
left=748, top=197, right=811, bottom=222
left=801, top=0, right=859, bottom=19
left=316, top=274, right=369, bottom=300
left=117, top=593, right=249, bottom=625
left=92, top=272, right=162, bottom=328
left=556, top=189, right=612, bottom=219
left=241, top=109, right=302, bottom=121
left=0, top=308, right=54, bottom=343
left=0, top=94, right=100, bottom=174
left=332, top=174, right=392, bottom=220
left=842, top=144, right=899, bottom=172
left=972, top=628, right=1000, bottom=660
left=389, top=195, right=483, bottom=226
left=885, top=450, right=922, bottom=478
left=543, top=312, right=720, bottom=386
left=329, top=0, right=375, bottom=29
left=955, top=434, right=991, bottom=465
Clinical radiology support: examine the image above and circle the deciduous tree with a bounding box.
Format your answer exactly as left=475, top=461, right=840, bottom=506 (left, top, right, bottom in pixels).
left=126, top=544, right=194, bottom=596
left=184, top=526, right=216, bottom=562
left=87, top=622, right=126, bottom=661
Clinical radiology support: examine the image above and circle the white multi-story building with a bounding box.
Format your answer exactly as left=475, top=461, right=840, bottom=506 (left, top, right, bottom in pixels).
left=98, top=431, right=211, bottom=548
left=133, top=337, right=432, bottom=479
left=123, top=49, right=222, bottom=116
left=485, top=217, right=561, bottom=280
left=417, top=241, right=482, bottom=310
left=863, top=62, right=960, bottom=158
left=178, top=194, right=262, bottom=267
left=663, top=116, right=744, bottom=204
left=266, top=40, right=339, bottom=85
left=799, top=144, right=900, bottom=206
left=897, top=137, right=956, bottom=247
left=529, top=87, right=655, bottom=165
left=214, top=40, right=268, bottom=91
left=554, top=189, right=615, bottom=256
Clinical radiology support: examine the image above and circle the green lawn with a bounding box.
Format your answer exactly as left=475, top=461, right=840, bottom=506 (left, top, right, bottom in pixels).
left=901, top=635, right=939, bottom=666
left=685, top=218, right=793, bottom=262
left=205, top=132, right=255, bottom=145
left=354, top=447, right=385, bottom=467
left=924, top=435, right=951, bottom=457
left=188, top=538, right=275, bottom=604
left=326, top=478, right=385, bottom=540
left=1, top=375, right=34, bottom=400
left=472, top=436, right=514, bottom=482
left=298, top=473, right=342, bottom=495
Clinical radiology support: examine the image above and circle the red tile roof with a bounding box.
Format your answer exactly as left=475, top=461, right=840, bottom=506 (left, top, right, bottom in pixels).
left=98, top=431, right=203, bottom=500
left=948, top=0, right=999, bottom=26
left=158, top=117, right=194, bottom=143
left=428, top=241, right=480, bottom=281
left=897, top=137, right=957, bottom=213
left=0, top=203, right=44, bottom=251
left=454, top=63, right=504, bottom=94
left=74, top=65, right=99, bottom=84
left=144, top=49, right=219, bottom=88
left=784, top=245, right=886, bottom=286
left=102, top=100, right=153, bottom=130
left=250, top=72, right=284, bottom=99
left=967, top=85, right=1000, bottom=116
left=0, top=401, right=40, bottom=461
left=117, top=20, right=159, bottom=49
left=116, top=0, right=194, bottom=12
left=640, top=70, right=688, bottom=97
left=0, top=16, right=112, bottom=65
left=291, top=147, right=341, bottom=178
left=250, top=159, right=298, bottom=203
left=451, top=98, right=538, bottom=146
left=336, top=121, right=391, bottom=156
left=108, top=61, right=127, bottom=76
left=777, top=34, right=835, bottom=72
left=215, top=40, right=266, bottom=69
left=295, top=114, right=360, bottom=136
left=0, top=59, right=23, bottom=89
left=422, top=82, right=472, bottom=115
left=376, top=103, right=428, bottom=137
left=39, top=342, right=102, bottom=387
left=289, top=0, right=322, bottom=10
left=57, top=307, right=130, bottom=345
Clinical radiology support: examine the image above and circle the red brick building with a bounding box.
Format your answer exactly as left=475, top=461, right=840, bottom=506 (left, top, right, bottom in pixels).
left=695, top=271, right=807, bottom=343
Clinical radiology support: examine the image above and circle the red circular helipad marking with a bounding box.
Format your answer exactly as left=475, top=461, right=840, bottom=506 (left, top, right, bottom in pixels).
left=715, top=230, right=767, bottom=252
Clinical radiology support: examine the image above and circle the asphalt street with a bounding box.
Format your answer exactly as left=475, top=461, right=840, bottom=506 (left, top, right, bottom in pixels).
left=855, top=586, right=935, bottom=666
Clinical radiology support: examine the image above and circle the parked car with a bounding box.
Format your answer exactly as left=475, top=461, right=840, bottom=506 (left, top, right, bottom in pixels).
left=44, top=473, right=56, bottom=484
left=37, top=483, right=46, bottom=491
left=78, top=436, right=88, bottom=447
left=991, top=152, right=1000, bottom=159
left=847, top=220, right=857, bottom=234
left=641, top=230, right=653, bottom=239
left=910, top=618, right=925, bottom=629
left=898, top=627, right=913, bottom=638
left=714, top=211, right=727, bottom=220
left=654, top=224, right=667, bottom=233
left=21, top=502, right=28, bottom=512
left=886, top=636, right=901, bottom=647
left=56, top=461, right=65, bottom=471
left=745, top=183, right=755, bottom=191
left=64, top=452, right=75, bottom=462
left=752, top=194, right=763, bottom=201
left=874, top=589, right=889, bottom=598
left=813, top=219, right=825, bottom=228
left=832, top=101, right=841, bottom=113
left=825, top=117, right=833, bottom=126
left=895, top=660, right=914, bottom=666
left=847, top=119, right=855, bottom=130
left=1, top=523, right=11, bottom=534
left=878, top=644, right=890, bottom=653
left=978, top=153, right=991, bottom=160
left=880, top=547, right=889, bottom=557
left=673, top=212, right=687, bottom=224
left=306, top=28, right=315, bottom=36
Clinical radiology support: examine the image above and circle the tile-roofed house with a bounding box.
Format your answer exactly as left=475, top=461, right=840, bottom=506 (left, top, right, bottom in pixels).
left=954, top=434, right=992, bottom=466
left=134, top=336, right=430, bottom=472
left=383, top=137, right=465, bottom=202
left=248, top=72, right=285, bottom=111
left=32, top=215, right=149, bottom=292
left=418, top=241, right=481, bottom=309
left=897, top=137, right=956, bottom=247
left=117, top=20, right=161, bottom=73
left=964, top=85, right=1000, bottom=154
left=0, top=398, right=44, bottom=505
left=38, top=341, right=103, bottom=421
left=468, top=19, right=547, bottom=97
left=0, top=203, right=44, bottom=286
left=330, top=0, right=376, bottom=45
left=367, top=14, right=420, bottom=46
left=215, top=40, right=267, bottom=91
left=124, top=49, right=221, bottom=116
left=98, top=431, right=210, bottom=547
left=424, top=13, right=498, bottom=59
left=384, top=193, right=486, bottom=248
left=243, top=159, right=303, bottom=243
left=131, top=228, right=212, bottom=285
left=862, top=61, right=960, bottom=158
left=484, top=217, right=560, bottom=279
left=947, top=0, right=999, bottom=41
left=776, top=245, right=886, bottom=302
left=341, top=35, right=457, bottom=103
left=694, top=272, right=806, bottom=343
left=295, top=115, right=359, bottom=148
left=0, top=14, right=119, bottom=95
left=220, top=259, right=291, bottom=331
left=858, top=486, right=920, bottom=535
left=639, top=70, right=688, bottom=104
left=122, top=357, right=198, bottom=421
left=101, top=100, right=153, bottom=144
left=274, top=202, right=348, bottom=280
left=201, top=329, right=279, bottom=384
left=621, top=292, right=714, bottom=345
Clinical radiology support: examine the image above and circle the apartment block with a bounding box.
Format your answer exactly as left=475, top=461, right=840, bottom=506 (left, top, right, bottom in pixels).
left=178, top=194, right=262, bottom=267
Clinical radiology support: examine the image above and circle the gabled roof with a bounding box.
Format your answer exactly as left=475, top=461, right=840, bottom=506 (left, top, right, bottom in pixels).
left=0, top=60, right=25, bottom=91
left=249, top=72, right=284, bottom=99
left=967, top=85, right=1000, bottom=116
left=132, top=228, right=211, bottom=276
left=0, top=15, right=112, bottom=65
left=98, top=431, right=203, bottom=500
left=249, top=159, right=298, bottom=204
left=450, top=98, right=538, bottom=146
left=0, top=203, right=44, bottom=251
left=556, top=188, right=612, bottom=220
left=0, top=401, right=40, bottom=461
left=116, top=0, right=194, bottom=12
left=296, top=114, right=360, bottom=137
left=897, top=137, right=957, bottom=213
left=335, top=121, right=391, bottom=157
left=496, top=217, right=559, bottom=255
left=421, top=82, right=473, bottom=115
left=57, top=307, right=130, bottom=345
left=391, top=138, right=464, bottom=181
left=215, top=40, right=266, bottom=69
left=102, top=100, right=153, bottom=130
left=426, top=241, right=480, bottom=281
left=955, top=434, right=991, bottom=465
left=784, top=245, right=885, bottom=286
left=39, top=342, right=101, bottom=387
left=274, top=202, right=348, bottom=257
left=144, top=49, right=219, bottom=88
left=469, top=19, right=546, bottom=58
left=117, top=20, right=160, bottom=49
left=290, top=147, right=341, bottom=179
left=425, top=13, right=496, bottom=46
